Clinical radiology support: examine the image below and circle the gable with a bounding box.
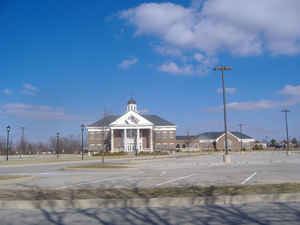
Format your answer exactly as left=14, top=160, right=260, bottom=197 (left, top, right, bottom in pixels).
left=110, top=111, right=153, bottom=127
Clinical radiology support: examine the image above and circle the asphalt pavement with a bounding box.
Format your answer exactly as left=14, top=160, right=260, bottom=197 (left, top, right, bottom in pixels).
left=0, top=152, right=300, bottom=190
left=0, top=202, right=299, bottom=225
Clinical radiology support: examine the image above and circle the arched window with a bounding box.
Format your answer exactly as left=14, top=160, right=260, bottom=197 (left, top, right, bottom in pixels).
left=194, top=143, right=199, bottom=149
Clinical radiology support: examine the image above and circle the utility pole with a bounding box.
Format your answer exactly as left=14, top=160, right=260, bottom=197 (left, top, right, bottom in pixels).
left=102, top=127, right=106, bottom=164
left=281, top=109, right=291, bottom=155
left=21, top=127, right=25, bottom=156
left=6, top=126, right=10, bottom=161
left=214, top=65, right=232, bottom=163
left=187, top=130, right=190, bottom=151
left=56, top=132, right=60, bottom=159
left=80, top=124, right=85, bottom=160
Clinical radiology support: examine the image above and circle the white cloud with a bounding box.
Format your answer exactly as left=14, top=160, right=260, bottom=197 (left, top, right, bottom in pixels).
left=207, top=84, right=300, bottom=111
left=1, top=103, right=80, bottom=120
left=21, top=83, right=39, bottom=96
left=118, top=58, right=138, bottom=69
left=217, top=88, right=236, bottom=95
left=2, top=89, right=12, bottom=95
left=226, top=100, right=281, bottom=111
left=279, top=85, right=300, bottom=96
left=158, top=62, right=193, bottom=75
left=24, top=83, right=38, bottom=91
left=152, top=44, right=183, bottom=58
left=121, top=1, right=300, bottom=56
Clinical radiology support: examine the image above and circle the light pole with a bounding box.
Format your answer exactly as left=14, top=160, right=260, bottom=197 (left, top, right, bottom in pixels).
left=81, top=124, right=85, bottom=160
left=6, top=126, right=10, bottom=161
left=56, top=132, right=60, bottom=159
left=281, top=109, right=290, bottom=155
left=214, top=65, right=232, bottom=163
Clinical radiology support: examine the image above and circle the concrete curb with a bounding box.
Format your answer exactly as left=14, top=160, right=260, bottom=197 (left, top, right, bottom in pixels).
left=0, top=193, right=300, bottom=210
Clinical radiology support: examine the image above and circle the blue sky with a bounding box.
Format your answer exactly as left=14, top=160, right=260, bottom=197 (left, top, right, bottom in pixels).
left=0, top=0, right=299, bottom=142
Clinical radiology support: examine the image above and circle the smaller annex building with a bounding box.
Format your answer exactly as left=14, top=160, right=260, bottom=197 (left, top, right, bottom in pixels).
left=87, top=98, right=176, bottom=153
left=176, top=131, right=255, bottom=151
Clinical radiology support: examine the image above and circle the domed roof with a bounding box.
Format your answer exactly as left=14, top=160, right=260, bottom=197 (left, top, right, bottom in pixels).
left=127, top=97, right=136, bottom=105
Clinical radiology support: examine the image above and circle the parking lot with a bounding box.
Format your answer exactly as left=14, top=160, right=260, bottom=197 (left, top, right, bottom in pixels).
left=0, top=151, right=300, bottom=190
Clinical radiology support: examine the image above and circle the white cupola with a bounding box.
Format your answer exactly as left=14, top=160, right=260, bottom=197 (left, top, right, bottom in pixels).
left=127, top=97, right=137, bottom=112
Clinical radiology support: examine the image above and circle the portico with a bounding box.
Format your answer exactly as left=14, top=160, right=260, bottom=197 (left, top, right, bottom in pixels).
left=110, top=127, right=153, bottom=152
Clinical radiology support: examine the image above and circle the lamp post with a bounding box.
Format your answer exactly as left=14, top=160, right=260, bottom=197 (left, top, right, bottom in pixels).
left=6, top=126, right=10, bottom=161
left=56, top=132, right=60, bottom=159
left=281, top=109, right=290, bottom=155
left=214, top=65, right=232, bottom=163
left=80, top=124, right=85, bottom=160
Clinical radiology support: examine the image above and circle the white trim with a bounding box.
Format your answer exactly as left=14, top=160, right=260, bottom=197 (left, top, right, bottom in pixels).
left=87, top=127, right=110, bottom=132
left=110, top=111, right=153, bottom=127
left=154, top=126, right=176, bottom=131
left=199, top=139, right=215, bottom=143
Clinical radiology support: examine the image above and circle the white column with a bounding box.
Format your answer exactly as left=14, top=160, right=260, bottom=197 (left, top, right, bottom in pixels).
left=140, top=129, right=143, bottom=151
left=137, top=128, right=140, bottom=153
left=150, top=128, right=153, bottom=152
left=124, top=129, right=127, bottom=152
left=111, top=129, right=114, bottom=152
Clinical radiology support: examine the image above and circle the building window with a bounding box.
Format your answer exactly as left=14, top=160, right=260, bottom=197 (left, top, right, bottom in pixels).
left=127, top=129, right=137, bottom=138
left=162, top=132, right=167, bottom=139
left=243, top=143, right=250, bottom=149
left=156, top=143, right=161, bottom=150
left=194, top=144, right=199, bottom=149
left=95, top=132, right=102, bottom=140
left=156, top=132, right=162, bottom=140
left=89, top=132, right=95, bottom=140
left=163, top=143, right=168, bottom=149
left=204, top=143, right=210, bottom=150
left=89, top=144, right=95, bottom=151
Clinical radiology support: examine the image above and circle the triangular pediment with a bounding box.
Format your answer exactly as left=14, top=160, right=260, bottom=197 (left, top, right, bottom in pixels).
left=110, top=111, right=153, bottom=127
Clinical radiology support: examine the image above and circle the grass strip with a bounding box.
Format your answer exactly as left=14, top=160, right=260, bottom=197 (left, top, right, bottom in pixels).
left=0, top=176, right=27, bottom=181
left=0, top=183, right=300, bottom=200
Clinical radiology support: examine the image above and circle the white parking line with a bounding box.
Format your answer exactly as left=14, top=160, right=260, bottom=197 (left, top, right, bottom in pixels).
left=241, top=172, right=257, bottom=185
left=160, top=171, right=166, bottom=176
left=156, top=174, right=195, bottom=187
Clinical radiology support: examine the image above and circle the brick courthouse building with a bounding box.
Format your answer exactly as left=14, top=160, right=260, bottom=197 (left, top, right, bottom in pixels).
left=87, top=98, right=176, bottom=153
left=87, top=99, right=255, bottom=153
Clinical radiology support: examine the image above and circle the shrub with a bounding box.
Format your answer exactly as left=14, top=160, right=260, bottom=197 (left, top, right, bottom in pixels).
left=138, top=151, right=169, bottom=156
left=93, top=152, right=128, bottom=157
left=253, top=144, right=263, bottom=151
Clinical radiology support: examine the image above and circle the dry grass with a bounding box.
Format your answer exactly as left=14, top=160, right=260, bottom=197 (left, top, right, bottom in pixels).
left=0, top=183, right=300, bottom=200
left=0, top=176, right=26, bottom=181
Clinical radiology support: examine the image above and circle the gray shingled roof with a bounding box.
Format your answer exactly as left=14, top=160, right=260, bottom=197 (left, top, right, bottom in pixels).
left=89, top=115, right=120, bottom=127
left=143, top=115, right=175, bottom=126
left=231, top=132, right=253, bottom=139
left=89, top=114, right=175, bottom=127
left=196, top=132, right=224, bottom=140
left=195, top=131, right=253, bottom=140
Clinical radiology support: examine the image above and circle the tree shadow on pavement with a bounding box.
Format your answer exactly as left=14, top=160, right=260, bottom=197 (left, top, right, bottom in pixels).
left=2, top=186, right=298, bottom=225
